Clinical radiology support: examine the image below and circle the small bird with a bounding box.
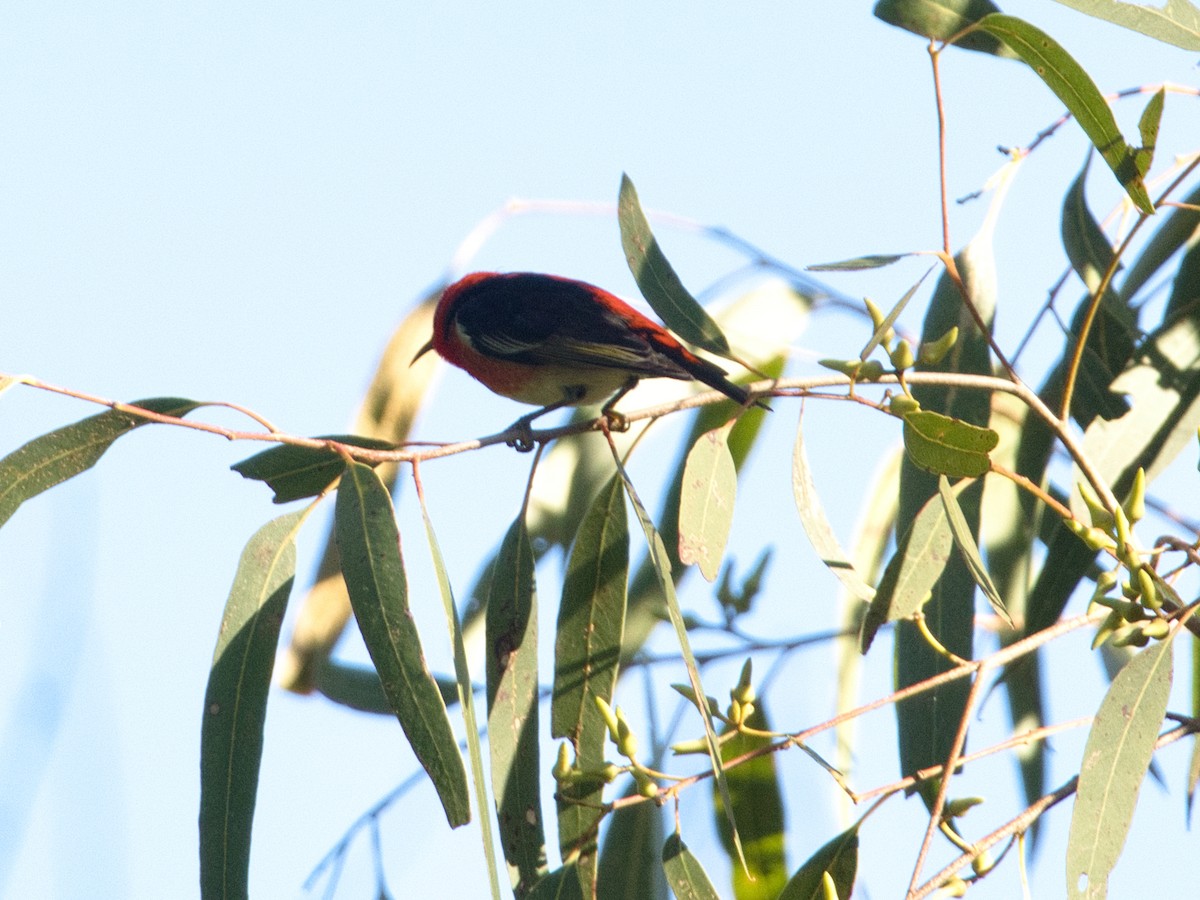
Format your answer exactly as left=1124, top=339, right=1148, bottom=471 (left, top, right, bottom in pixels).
left=414, top=271, right=760, bottom=450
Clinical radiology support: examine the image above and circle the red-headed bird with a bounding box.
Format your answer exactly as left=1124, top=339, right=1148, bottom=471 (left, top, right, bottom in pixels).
left=414, top=271, right=760, bottom=450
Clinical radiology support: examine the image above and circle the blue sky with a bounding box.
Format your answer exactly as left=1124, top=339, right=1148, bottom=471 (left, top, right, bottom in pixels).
left=2, top=3, right=1199, bottom=898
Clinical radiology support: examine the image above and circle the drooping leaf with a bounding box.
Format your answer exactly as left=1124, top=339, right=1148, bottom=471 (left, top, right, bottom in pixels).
left=313, top=659, right=460, bottom=715
left=527, top=865, right=586, bottom=900
left=679, top=423, right=738, bottom=583
left=552, top=473, right=628, bottom=897
left=1134, top=88, right=1165, bottom=177
left=778, top=823, right=860, bottom=900
left=486, top=516, right=546, bottom=897
left=1062, top=156, right=1123, bottom=299
left=712, top=705, right=788, bottom=900
left=902, top=409, right=998, bottom=478
left=1049, top=0, right=1200, bottom=50
left=662, top=834, right=722, bottom=900
left=200, top=510, right=304, bottom=900
left=597, top=788, right=669, bottom=900
left=230, top=435, right=394, bottom=503
left=618, top=461, right=746, bottom=871
left=792, top=415, right=875, bottom=604
left=874, top=0, right=1019, bottom=57
left=979, top=14, right=1155, bottom=214
left=860, top=490, right=954, bottom=652
left=418, top=493, right=504, bottom=899
left=938, top=475, right=1011, bottom=625
left=618, top=173, right=731, bottom=356
left=894, top=208, right=996, bottom=789
left=1067, top=631, right=1176, bottom=898
left=0, top=397, right=200, bottom=528
left=334, top=462, right=469, bottom=827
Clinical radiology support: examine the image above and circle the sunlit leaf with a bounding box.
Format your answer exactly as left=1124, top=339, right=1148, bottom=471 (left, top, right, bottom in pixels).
left=979, top=14, right=1154, bottom=214
left=0, top=397, right=200, bottom=528
left=1067, top=631, right=1175, bottom=898
left=1134, top=88, right=1165, bottom=177
left=860, top=490, right=954, bottom=652
left=486, top=516, right=546, bottom=896
left=662, top=834, right=722, bottom=900
left=200, top=510, right=304, bottom=900
left=334, top=462, right=470, bottom=827
left=679, top=423, right=738, bottom=582
left=230, top=434, right=394, bottom=503
left=618, top=173, right=731, bottom=356
left=1049, top=0, right=1200, bottom=50
left=902, top=410, right=998, bottom=478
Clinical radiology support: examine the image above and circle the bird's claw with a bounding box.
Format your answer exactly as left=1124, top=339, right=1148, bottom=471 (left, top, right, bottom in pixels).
left=600, top=409, right=630, bottom=434
left=506, top=417, right=538, bottom=452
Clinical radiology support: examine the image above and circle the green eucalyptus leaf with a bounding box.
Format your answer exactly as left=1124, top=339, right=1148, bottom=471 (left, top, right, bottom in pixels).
left=0, top=397, right=200, bottom=528
left=902, top=410, right=998, bottom=478
left=1068, top=631, right=1176, bottom=897
left=200, top=511, right=304, bottom=900
left=874, top=0, right=1018, bottom=57
left=1049, top=0, right=1200, bottom=50
left=778, top=823, right=860, bottom=900
left=618, top=173, right=731, bottom=356
left=979, top=14, right=1154, bottom=214
left=230, top=434, right=394, bottom=503
left=334, top=462, right=470, bottom=827
left=679, top=423, right=738, bottom=583
left=662, top=834, right=722, bottom=900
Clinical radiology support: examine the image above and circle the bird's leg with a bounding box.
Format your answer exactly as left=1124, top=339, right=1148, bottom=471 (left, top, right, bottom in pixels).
left=598, top=376, right=640, bottom=434
left=506, top=385, right=588, bottom=452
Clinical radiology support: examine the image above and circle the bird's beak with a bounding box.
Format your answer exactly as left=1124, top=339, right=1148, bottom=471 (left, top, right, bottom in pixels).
left=411, top=337, right=435, bottom=366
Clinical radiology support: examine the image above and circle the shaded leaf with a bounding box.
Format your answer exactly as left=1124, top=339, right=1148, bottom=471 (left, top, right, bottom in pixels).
left=313, top=660, right=459, bottom=715
left=0, top=397, right=200, bottom=528
left=200, top=511, right=304, bottom=900
left=1122, top=182, right=1200, bottom=301
left=979, top=14, right=1154, bottom=214
left=902, top=410, right=998, bottom=478
left=792, top=415, right=875, bottom=603
left=598, top=788, right=669, bottom=900
left=860, top=490, right=954, bottom=652
left=1067, top=631, right=1176, bottom=897
left=487, top=516, right=546, bottom=896
left=230, top=434, right=395, bottom=503
left=679, top=423, right=738, bottom=582
left=618, top=173, right=731, bottom=356
left=527, top=865, right=586, bottom=900
left=552, top=474, right=628, bottom=897
left=938, top=475, right=1011, bottom=625
left=712, top=705, right=788, bottom=900
left=662, top=834, right=721, bottom=900
left=778, top=823, right=860, bottom=900
left=875, top=0, right=1018, bottom=57
left=1050, top=0, right=1200, bottom=50
left=334, top=462, right=469, bottom=827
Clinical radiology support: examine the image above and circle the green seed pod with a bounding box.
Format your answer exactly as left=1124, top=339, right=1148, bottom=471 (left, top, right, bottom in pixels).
left=727, top=699, right=743, bottom=725
left=858, top=359, right=886, bottom=380
left=864, top=297, right=887, bottom=331
left=1126, top=467, right=1146, bottom=524
left=889, top=338, right=915, bottom=371
left=594, top=696, right=620, bottom=742
left=670, top=738, right=710, bottom=756
left=889, top=394, right=922, bottom=416
left=1137, top=566, right=1160, bottom=610
left=616, top=710, right=638, bottom=759
left=1077, top=480, right=1115, bottom=533
left=1091, top=610, right=1123, bottom=650
left=553, top=742, right=573, bottom=781
left=1141, top=617, right=1171, bottom=640
left=732, top=659, right=755, bottom=705
left=818, top=358, right=863, bottom=377
left=633, top=769, right=659, bottom=799
left=918, top=326, right=960, bottom=366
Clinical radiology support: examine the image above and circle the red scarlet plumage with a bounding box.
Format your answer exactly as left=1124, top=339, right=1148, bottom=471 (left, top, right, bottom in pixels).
left=415, top=271, right=758, bottom=448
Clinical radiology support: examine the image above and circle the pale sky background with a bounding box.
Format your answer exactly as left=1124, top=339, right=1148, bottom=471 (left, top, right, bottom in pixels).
left=2, top=3, right=1200, bottom=898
